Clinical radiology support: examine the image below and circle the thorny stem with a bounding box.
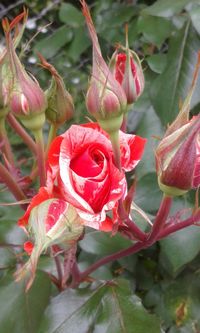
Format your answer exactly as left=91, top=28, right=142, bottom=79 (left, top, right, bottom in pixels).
left=54, top=255, right=63, bottom=287
left=158, top=210, right=200, bottom=239
left=0, top=117, right=15, bottom=165
left=0, top=161, right=26, bottom=206
left=118, top=200, right=147, bottom=242
left=72, top=195, right=195, bottom=287
left=7, top=113, right=37, bottom=155
left=147, top=195, right=172, bottom=243
left=62, top=244, right=77, bottom=289
left=73, top=210, right=200, bottom=287
left=33, top=128, right=46, bottom=187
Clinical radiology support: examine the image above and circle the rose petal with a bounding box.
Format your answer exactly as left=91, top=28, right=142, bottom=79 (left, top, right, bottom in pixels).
left=18, top=187, right=52, bottom=227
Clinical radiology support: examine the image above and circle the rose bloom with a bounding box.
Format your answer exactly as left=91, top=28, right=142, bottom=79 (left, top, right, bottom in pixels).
left=19, top=123, right=146, bottom=231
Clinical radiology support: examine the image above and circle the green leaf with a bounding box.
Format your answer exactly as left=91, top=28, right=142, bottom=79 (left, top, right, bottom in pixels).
left=137, top=15, right=173, bottom=47
left=136, top=107, right=164, bottom=178
left=34, top=25, right=73, bottom=59
left=188, top=5, right=200, bottom=35
left=150, top=22, right=200, bottom=125
left=39, top=279, right=161, bottom=333
left=146, top=54, right=167, bottom=74
left=0, top=270, right=51, bottom=333
left=67, top=27, right=90, bottom=61
left=79, top=231, right=132, bottom=256
left=156, top=274, right=200, bottom=330
left=59, top=3, right=84, bottom=28
left=141, top=0, right=195, bottom=17
left=135, top=173, right=162, bottom=213
left=159, top=226, right=200, bottom=276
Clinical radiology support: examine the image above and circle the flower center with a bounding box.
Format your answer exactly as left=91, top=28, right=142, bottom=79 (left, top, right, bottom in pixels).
left=70, top=146, right=105, bottom=178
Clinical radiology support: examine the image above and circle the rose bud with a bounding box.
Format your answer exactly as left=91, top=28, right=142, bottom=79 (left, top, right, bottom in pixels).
left=38, top=54, right=74, bottom=126
left=2, top=18, right=47, bottom=132
left=0, top=10, right=28, bottom=114
left=156, top=115, right=200, bottom=196
left=16, top=188, right=84, bottom=290
left=111, top=48, right=144, bottom=105
left=156, top=53, right=200, bottom=196
left=81, top=0, right=127, bottom=134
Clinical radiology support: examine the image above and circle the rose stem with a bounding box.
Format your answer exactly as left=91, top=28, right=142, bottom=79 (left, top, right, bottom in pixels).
left=75, top=210, right=199, bottom=286
left=158, top=210, right=200, bottom=239
left=33, top=128, right=46, bottom=187
left=0, top=117, right=15, bottom=165
left=71, top=261, right=81, bottom=286
left=120, top=114, right=127, bottom=132
left=45, top=123, right=58, bottom=158
left=118, top=200, right=147, bottom=241
left=54, top=255, right=63, bottom=288
left=109, top=130, right=122, bottom=171
left=109, top=129, right=146, bottom=240
left=62, top=245, right=77, bottom=289
left=147, top=194, right=172, bottom=243
left=0, top=161, right=26, bottom=205
left=7, top=113, right=37, bottom=155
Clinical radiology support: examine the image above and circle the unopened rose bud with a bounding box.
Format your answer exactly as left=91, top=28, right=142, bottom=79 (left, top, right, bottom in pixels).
left=81, top=0, right=127, bottom=134
left=38, top=54, right=74, bottom=126
left=110, top=26, right=144, bottom=105
left=2, top=18, right=47, bottom=131
left=112, top=51, right=144, bottom=105
left=16, top=189, right=84, bottom=289
left=156, top=114, right=200, bottom=197
left=155, top=53, right=200, bottom=196
left=0, top=10, right=27, bottom=116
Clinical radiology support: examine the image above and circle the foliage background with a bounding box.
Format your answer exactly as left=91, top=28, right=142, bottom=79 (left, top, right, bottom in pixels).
left=0, top=0, right=200, bottom=332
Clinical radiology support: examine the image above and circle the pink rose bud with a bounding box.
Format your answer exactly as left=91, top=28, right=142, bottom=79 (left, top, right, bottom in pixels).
left=81, top=0, right=127, bottom=134
left=2, top=17, right=47, bottom=131
left=16, top=187, right=84, bottom=290
left=156, top=53, right=200, bottom=196
left=112, top=51, right=144, bottom=105
left=0, top=10, right=27, bottom=113
left=38, top=54, right=74, bottom=126
left=156, top=115, right=200, bottom=196
left=111, top=26, right=144, bottom=105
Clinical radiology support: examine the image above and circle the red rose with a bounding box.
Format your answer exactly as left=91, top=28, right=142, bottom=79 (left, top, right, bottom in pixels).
left=46, top=123, right=146, bottom=229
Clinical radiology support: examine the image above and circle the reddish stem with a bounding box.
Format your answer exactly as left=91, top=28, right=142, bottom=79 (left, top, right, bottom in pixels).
left=7, top=114, right=37, bottom=155
left=118, top=200, right=147, bottom=241
left=73, top=195, right=175, bottom=286
left=0, top=161, right=26, bottom=206
left=147, top=195, right=172, bottom=244
left=0, top=117, right=15, bottom=165
left=75, top=211, right=199, bottom=286
left=158, top=211, right=200, bottom=239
